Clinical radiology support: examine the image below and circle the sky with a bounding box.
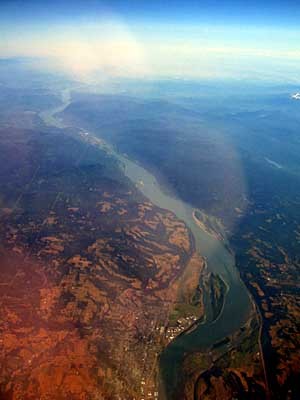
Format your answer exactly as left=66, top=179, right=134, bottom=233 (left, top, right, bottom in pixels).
left=1, top=0, right=300, bottom=82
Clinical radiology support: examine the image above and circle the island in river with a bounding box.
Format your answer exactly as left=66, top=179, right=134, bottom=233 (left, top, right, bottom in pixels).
left=60, top=83, right=300, bottom=399
left=0, top=116, right=208, bottom=399
left=0, top=83, right=260, bottom=400
left=0, top=63, right=299, bottom=399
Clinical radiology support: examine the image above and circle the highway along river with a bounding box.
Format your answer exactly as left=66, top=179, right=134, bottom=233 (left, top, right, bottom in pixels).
left=40, top=89, right=253, bottom=400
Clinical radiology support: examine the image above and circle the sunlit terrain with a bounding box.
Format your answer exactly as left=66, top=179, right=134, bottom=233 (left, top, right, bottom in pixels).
left=0, top=1, right=299, bottom=399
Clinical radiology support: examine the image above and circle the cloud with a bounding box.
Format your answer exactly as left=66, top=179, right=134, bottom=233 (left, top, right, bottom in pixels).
left=0, top=17, right=152, bottom=82
left=1, top=15, right=300, bottom=83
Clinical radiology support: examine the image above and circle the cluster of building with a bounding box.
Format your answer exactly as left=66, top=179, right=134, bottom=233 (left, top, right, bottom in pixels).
left=140, top=378, right=159, bottom=400
left=165, top=315, right=198, bottom=341
left=136, top=315, right=199, bottom=399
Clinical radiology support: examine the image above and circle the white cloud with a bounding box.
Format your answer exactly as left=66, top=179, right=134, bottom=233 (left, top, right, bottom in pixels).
left=1, top=16, right=300, bottom=82
left=0, top=17, right=152, bottom=82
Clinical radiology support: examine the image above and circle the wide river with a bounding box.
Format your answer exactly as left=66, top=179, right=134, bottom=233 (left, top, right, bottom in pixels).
left=40, top=89, right=252, bottom=399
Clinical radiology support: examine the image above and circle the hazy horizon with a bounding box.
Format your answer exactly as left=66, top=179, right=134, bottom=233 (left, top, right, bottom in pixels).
left=1, top=0, right=300, bottom=83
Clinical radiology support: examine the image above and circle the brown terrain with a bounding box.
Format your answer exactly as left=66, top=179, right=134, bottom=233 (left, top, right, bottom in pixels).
left=1, top=93, right=299, bottom=400
left=0, top=120, right=205, bottom=399
left=180, top=312, right=267, bottom=400
left=179, top=203, right=300, bottom=399
left=60, top=89, right=300, bottom=399
left=239, top=230, right=300, bottom=399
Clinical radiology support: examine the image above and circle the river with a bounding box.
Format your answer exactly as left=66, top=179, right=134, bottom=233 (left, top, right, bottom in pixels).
left=40, top=88, right=252, bottom=399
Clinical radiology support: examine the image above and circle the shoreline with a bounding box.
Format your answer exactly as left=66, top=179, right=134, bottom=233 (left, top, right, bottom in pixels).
left=41, top=87, right=254, bottom=400
left=192, top=209, right=225, bottom=243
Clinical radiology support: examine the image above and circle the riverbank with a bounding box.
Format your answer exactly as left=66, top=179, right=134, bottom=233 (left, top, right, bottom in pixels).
left=192, top=209, right=226, bottom=243
left=40, top=88, right=253, bottom=400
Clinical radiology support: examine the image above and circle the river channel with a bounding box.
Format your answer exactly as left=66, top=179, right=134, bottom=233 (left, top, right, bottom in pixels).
left=40, top=88, right=252, bottom=399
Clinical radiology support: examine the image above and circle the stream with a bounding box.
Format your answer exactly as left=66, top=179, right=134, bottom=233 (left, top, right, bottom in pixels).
left=40, top=88, right=252, bottom=399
